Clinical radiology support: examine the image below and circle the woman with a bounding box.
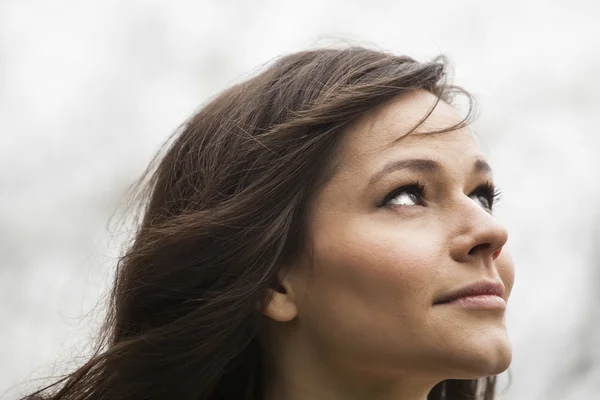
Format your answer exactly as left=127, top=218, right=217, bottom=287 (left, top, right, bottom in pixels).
left=23, top=46, right=514, bottom=400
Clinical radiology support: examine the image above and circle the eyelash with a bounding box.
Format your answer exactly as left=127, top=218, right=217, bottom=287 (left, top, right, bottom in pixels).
left=472, top=182, right=502, bottom=210
left=379, top=181, right=502, bottom=210
left=379, top=181, right=427, bottom=208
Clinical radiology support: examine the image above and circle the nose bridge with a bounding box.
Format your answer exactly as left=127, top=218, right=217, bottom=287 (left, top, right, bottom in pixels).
left=450, top=196, right=508, bottom=262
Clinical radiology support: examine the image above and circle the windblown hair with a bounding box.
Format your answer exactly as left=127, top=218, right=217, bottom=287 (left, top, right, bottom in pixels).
left=23, top=46, right=496, bottom=400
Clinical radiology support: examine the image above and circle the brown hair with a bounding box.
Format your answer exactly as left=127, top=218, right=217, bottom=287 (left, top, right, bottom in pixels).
left=22, top=46, right=496, bottom=400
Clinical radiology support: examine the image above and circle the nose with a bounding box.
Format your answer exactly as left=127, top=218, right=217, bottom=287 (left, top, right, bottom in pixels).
left=450, top=202, right=509, bottom=264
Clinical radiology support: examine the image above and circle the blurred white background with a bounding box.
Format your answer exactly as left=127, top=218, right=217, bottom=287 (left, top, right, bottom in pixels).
left=2, top=0, right=600, bottom=399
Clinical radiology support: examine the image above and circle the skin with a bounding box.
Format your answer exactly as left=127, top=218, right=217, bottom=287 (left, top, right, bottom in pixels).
left=260, top=89, right=515, bottom=400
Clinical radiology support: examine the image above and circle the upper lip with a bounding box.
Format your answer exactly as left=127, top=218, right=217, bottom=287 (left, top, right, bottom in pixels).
left=434, top=280, right=505, bottom=304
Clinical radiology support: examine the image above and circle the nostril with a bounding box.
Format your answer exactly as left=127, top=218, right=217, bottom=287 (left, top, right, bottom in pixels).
left=468, top=243, right=490, bottom=256
left=492, top=247, right=503, bottom=259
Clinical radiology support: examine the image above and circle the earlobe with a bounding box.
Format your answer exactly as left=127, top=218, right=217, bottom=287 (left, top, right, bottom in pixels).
left=262, top=282, right=298, bottom=322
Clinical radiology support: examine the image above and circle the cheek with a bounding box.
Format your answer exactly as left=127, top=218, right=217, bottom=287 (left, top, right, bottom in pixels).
left=300, top=217, right=446, bottom=348
left=313, top=219, right=440, bottom=300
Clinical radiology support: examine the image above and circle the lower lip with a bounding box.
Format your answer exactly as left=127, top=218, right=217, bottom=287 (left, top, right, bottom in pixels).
left=435, top=295, right=506, bottom=310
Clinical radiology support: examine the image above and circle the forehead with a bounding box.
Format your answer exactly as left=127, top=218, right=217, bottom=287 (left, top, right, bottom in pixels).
left=336, top=90, right=481, bottom=165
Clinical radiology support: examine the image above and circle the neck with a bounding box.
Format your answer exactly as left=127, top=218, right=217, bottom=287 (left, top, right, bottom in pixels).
left=261, top=333, right=436, bottom=400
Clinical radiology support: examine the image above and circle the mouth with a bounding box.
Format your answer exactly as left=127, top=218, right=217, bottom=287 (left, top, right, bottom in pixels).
left=433, top=280, right=506, bottom=310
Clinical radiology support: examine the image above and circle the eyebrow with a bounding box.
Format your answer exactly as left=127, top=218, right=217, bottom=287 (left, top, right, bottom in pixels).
left=368, top=158, right=492, bottom=187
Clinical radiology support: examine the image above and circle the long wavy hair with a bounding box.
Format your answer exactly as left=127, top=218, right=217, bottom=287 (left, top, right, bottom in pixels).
left=22, top=46, right=497, bottom=400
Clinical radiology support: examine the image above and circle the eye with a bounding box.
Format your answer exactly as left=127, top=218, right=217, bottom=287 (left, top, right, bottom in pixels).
left=470, top=182, right=502, bottom=211
left=379, top=183, right=426, bottom=208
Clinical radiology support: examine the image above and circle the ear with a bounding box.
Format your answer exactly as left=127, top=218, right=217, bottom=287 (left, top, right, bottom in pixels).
left=262, top=279, right=298, bottom=322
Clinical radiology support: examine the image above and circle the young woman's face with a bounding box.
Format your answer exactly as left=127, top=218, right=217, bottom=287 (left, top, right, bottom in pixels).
left=284, top=90, right=514, bottom=381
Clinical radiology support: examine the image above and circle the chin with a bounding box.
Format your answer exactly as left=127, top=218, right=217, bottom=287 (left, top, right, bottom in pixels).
left=449, top=331, right=513, bottom=379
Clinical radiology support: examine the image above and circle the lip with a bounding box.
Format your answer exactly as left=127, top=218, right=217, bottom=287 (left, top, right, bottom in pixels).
left=433, top=280, right=506, bottom=309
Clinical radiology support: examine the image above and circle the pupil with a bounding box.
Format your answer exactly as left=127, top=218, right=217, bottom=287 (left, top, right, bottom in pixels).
left=479, top=195, right=489, bottom=208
